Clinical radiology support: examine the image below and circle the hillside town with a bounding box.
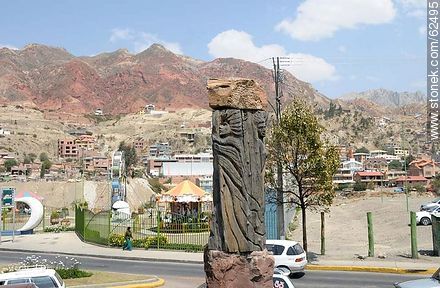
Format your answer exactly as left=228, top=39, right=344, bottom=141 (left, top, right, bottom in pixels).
left=0, top=1, right=437, bottom=287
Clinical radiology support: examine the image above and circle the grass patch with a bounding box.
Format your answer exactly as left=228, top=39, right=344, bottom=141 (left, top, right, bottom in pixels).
left=64, top=271, right=152, bottom=286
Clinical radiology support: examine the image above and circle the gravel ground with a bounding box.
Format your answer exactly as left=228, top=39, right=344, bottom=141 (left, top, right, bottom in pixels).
left=291, top=192, right=437, bottom=260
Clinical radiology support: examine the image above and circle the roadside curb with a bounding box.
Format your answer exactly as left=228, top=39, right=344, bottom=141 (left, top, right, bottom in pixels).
left=306, top=265, right=438, bottom=275
left=0, top=248, right=204, bottom=264
left=69, top=277, right=165, bottom=288
left=111, top=278, right=165, bottom=288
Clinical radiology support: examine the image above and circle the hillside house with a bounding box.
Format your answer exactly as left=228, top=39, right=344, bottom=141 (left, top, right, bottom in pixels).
left=75, top=135, right=95, bottom=151
left=0, top=127, right=11, bottom=136
left=149, top=142, right=171, bottom=158
left=353, top=152, right=369, bottom=163
left=94, top=108, right=103, bottom=116
left=364, top=158, right=388, bottom=172
left=179, top=131, right=195, bottom=143
left=353, top=171, right=386, bottom=186
left=58, top=139, right=78, bottom=158
left=333, top=168, right=355, bottom=184
left=133, top=139, right=145, bottom=154
left=83, top=156, right=110, bottom=173
left=387, top=170, right=407, bottom=180
left=394, top=176, right=428, bottom=187
left=393, top=147, right=409, bottom=158
left=408, top=159, right=440, bottom=179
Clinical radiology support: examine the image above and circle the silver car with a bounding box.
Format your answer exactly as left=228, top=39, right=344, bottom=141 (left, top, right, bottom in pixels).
left=394, top=268, right=440, bottom=288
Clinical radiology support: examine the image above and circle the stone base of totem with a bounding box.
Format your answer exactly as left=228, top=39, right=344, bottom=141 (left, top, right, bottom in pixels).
left=204, top=248, right=274, bottom=288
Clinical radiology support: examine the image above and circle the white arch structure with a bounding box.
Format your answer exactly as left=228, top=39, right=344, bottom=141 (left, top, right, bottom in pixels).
left=15, top=197, right=44, bottom=232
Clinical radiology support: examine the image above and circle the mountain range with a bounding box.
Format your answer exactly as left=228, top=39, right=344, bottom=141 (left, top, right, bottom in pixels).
left=339, top=89, right=425, bottom=108
left=0, top=43, right=331, bottom=115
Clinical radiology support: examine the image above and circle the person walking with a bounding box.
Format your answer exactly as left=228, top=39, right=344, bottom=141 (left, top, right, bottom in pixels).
left=123, top=227, right=133, bottom=251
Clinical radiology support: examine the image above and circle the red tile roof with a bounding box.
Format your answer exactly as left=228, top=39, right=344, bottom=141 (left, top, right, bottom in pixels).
left=394, top=176, right=428, bottom=182
left=355, top=171, right=383, bottom=177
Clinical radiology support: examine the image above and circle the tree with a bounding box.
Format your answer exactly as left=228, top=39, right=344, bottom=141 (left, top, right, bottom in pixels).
left=388, top=160, right=403, bottom=170
left=355, top=146, right=369, bottom=154
left=39, top=152, right=49, bottom=162
left=353, top=180, right=367, bottom=191
left=118, top=141, right=137, bottom=172
left=267, top=99, right=340, bottom=252
left=4, top=159, right=18, bottom=172
left=28, top=153, right=37, bottom=163
left=431, top=175, right=440, bottom=196
left=404, top=155, right=415, bottom=168
left=40, top=159, right=52, bottom=179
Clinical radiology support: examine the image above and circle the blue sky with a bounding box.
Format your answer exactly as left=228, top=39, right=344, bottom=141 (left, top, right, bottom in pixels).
left=0, top=0, right=427, bottom=98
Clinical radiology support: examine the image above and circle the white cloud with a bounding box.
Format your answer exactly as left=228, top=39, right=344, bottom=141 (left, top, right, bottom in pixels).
left=208, top=29, right=337, bottom=83
left=110, top=28, right=182, bottom=54
left=110, top=28, right=134, bottom=42
left=275, top=0, right=396, bottom=41
left=0, top=44, right=18, bottom=50
left=419, top=25, right=427, bottom=35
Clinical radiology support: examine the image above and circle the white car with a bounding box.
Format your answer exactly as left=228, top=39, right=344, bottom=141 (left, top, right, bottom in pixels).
left=266, top=239, right=307, bottom=275
left=0, top=267, right=65, bottom=288
left=421, top=197, right=440, bottom=211
left=416, top=206, right=440, bottom=225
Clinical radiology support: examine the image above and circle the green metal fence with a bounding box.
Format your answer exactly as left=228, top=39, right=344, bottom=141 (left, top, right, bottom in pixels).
left=75, top=206, right=210, bottom=251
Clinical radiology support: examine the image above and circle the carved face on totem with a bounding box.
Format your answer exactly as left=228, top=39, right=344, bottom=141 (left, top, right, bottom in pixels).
left=254, top=111, right=267, bottom=139
left=219, top=110, right=243, bottom=138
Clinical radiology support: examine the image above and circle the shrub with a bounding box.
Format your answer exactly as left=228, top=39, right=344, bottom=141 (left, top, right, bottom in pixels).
left=44, top=225, right=75, bottom=233
left=51, top=211, right=60, bottom=219
left=160, top=243, right=204, bottom=252
left=108, top=233, right=125, bottom=247
left=145, top=235, right=168, bottom=249
left=353, top=180, right=367, bottom=191
left=56, top=268, right=92, bottom=279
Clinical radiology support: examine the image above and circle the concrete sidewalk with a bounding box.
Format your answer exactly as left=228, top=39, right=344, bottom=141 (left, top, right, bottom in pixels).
left=0, top=232, right=203, bottom=263
left=0, top=232, right=438, bottom=274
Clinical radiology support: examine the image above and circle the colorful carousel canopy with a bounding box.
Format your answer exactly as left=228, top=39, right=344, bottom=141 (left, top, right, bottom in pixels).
left=16, top=191, right=44, bottom=201
left=158, top=180, right=212, bottom=203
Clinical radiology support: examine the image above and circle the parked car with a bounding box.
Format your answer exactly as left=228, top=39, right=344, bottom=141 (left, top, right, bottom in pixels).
left=394, top=187, right=404, bottom=193
left=266, top=239, right=307, bottom=275
left=416, top=206, right=440, bottom=226
left=394, top=267, right=440, bottom=287
left=421, top=197, right=440, bottom=211
left=0, top=267, right=65, bottom=288
left=273, top=273, right=295, bottom=288
left=2, top=284, right=38, bottom=288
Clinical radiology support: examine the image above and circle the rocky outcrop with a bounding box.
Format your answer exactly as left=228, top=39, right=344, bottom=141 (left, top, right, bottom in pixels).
left=204, top=249, right=274, bottom=288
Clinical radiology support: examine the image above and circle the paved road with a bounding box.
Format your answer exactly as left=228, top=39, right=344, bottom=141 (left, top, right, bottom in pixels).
left=0, top=251, right=427, bottom=288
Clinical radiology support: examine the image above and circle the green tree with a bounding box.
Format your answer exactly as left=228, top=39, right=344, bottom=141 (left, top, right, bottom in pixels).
left=23, top=155, right=32, bottom=164
left=431, top=175, right=440, bottom=196
left=404, top=155, right=415, bottom=168
left=388, top=160, right=403, bottom=170
left=148, top=178, right=166, bottom=194
left=118, top=141, right=137, bottom=174
left=266, top=99, right=340, bottom=252
left=4, top=159, right=18, bottom=172
left=355, top=146, right=369, bottom=154
left=28, top=153, right=37, bottom=163
left=39, top=152, right=49, bottom=162
left=40, top=159, right=52, bottom=179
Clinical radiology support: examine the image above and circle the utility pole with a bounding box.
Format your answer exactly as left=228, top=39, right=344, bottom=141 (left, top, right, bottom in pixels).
left=273, top=57, right=285, bottom=239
